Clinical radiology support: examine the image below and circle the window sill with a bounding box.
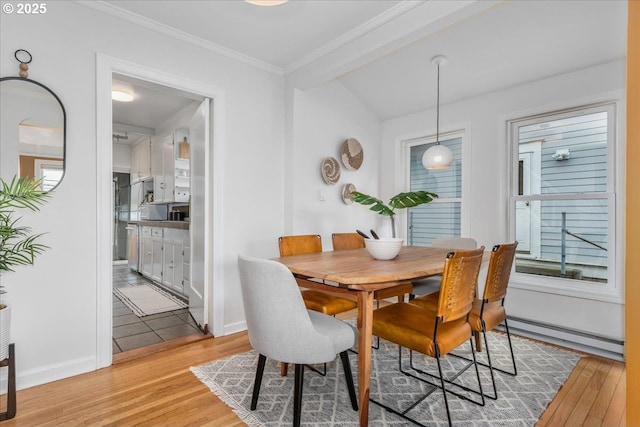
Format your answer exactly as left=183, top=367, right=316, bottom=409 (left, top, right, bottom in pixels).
left=510, top=273, right=624, bottom=305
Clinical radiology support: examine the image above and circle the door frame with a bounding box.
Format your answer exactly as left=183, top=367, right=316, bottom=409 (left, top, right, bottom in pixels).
left=96, top=53, right=226, bottom=368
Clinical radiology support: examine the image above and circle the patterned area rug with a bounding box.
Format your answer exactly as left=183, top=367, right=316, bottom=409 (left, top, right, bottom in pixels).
left=191, top=328, right=582, bottom=427
left=113, top=284, right=187, bottom=317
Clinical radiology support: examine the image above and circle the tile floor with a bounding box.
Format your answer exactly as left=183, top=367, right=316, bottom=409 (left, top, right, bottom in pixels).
left=112, top=263, right=202, bottom=354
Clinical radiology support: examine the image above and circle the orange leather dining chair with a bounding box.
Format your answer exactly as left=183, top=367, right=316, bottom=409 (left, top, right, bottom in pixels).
left=279, top=234, right=358, bottom=315
left=409, top=237, right=478, bottom=300
left=410, top=241, right=518, bottom=400
left=371, top=247, right=486, bottom=427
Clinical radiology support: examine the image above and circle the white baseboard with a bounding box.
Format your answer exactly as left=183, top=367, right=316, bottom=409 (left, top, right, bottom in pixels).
left=0, top=356, right=97, bottom=394
left=224, top=321, right=247, bottom=337
left=505, top=316, right=625, bottom=361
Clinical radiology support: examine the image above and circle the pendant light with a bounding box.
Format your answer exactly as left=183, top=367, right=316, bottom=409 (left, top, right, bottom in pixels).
left=422, top=55, right=453, bottom=170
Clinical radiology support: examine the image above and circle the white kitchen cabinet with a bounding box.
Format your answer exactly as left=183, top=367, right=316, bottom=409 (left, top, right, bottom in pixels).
left=140, top=226, right=153, bottom=278
left=130, top=137, right=151, bottom=183
left=182, top=242, right=190, bottom=297
left=150, top=228, right=164, bottom=283
left=151, top=134, right=174, bottom=203
left=151, top=128, right=190, bottom=203
left=162, top=228, right=189, bottom=295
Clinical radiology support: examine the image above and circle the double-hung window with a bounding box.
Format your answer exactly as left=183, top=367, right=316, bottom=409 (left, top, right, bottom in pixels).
left=405, top=132, right=463, bottom=246
left=508, top=102, right=617, bottom=296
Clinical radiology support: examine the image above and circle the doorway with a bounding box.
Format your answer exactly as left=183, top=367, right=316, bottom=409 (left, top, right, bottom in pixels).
left=97, top=54, right=226, bottom=367
left=111, top=74, right=205, bottom=356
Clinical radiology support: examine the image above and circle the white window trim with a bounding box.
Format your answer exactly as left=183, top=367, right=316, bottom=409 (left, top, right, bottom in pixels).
left=506, top=96, right=624, bottom=304
left=399, top=127, right=470, bottom=241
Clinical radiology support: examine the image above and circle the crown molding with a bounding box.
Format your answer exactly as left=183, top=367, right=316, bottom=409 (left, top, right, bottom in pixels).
left=75, top=0, right=285, bottom=76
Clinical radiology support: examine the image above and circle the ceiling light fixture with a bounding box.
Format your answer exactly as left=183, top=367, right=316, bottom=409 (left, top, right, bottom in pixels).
left=112, top=89, right=134, bottom=102
left=245, top=0, right=288, bottom=6
left=422, top=55, right=453, bottom=170
left=112, top=80, right=135, bottom=102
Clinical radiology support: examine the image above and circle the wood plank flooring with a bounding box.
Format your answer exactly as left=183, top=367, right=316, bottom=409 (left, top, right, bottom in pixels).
left=0, top=331, right=626, bottom=426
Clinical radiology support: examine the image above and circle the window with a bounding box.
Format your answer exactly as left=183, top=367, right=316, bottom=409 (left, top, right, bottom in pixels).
left=405, top=133, right=463, bottom=246
left=34, top=159, right=63, bottom=191
left=508, top=103, right=616, bottom=293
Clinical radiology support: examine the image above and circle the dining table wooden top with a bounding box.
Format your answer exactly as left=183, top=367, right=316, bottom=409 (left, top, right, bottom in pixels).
left=272, top=245, right=454, bottom=289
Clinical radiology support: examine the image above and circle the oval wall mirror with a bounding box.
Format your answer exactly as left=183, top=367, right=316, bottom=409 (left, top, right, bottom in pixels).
left=0, top=76, right=66, bottom=191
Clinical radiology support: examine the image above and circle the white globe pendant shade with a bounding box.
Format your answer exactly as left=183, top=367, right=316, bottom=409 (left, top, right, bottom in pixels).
left=422, top=143, right=453, bottom=170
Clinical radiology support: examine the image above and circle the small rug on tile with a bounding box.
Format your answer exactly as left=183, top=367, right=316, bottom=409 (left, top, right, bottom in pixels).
left=113, top=284, right=187, bottom=317
left=191, top=328, right=582, bottom=427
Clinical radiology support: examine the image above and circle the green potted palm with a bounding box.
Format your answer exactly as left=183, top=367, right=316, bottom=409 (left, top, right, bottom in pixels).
left=351, top=190, right=438, bottom=238
left=0, top=176, right=50, bottom=360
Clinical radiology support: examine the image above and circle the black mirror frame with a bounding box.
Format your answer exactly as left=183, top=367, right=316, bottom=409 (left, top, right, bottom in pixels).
left=0, top=76, right=67, bottom=192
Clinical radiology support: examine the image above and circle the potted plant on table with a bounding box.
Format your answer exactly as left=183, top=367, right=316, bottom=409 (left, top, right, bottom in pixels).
left=0, top=176, right=50, bottom=360
left=351, top=190, right=438, bottom=238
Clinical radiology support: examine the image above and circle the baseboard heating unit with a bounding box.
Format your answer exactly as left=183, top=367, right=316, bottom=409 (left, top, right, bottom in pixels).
left=504, top=316, right=625, bottom=361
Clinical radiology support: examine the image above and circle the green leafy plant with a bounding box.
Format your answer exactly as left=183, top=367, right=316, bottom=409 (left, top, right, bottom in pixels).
left=0, top=176, right=50, bottom=299
left=351, top=190, right=438, bottom=237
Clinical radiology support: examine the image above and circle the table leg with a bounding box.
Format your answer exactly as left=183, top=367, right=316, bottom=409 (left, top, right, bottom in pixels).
left=356, top=291, right=374, bottom=427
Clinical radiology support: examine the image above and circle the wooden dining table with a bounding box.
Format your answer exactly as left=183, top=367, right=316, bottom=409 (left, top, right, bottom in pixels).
left=272, top=245, right=459, bottom=427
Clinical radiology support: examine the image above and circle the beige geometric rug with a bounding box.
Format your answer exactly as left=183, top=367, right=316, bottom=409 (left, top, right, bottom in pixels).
left=191, top=330, right=582, bottom=427
left=113, top=284, right=187, bottom=317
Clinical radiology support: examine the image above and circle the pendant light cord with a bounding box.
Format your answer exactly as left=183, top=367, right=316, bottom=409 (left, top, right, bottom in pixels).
left=436, top=62, right=440, bottom=145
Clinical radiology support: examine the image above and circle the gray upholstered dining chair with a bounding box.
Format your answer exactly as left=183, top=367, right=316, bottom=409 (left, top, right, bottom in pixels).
left=410, top=237, right=478, bottom=300
left=237, top=255, right=358, bottom=427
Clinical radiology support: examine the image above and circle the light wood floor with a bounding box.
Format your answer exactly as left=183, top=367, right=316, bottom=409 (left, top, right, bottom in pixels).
left=0, top=331, right=626, bottom=426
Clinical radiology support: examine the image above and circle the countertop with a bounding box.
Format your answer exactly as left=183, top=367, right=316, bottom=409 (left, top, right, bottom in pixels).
left=128, top=220, right=190, bottom=230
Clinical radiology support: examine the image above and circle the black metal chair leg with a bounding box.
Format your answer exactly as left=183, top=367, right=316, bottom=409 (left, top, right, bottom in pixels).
left=339, top=351, right=358, bottom=410
left=481, top=325, right=499, bottom=400
left=293, top=364, right=304, bottom=427
left=468, top=338, right=485, bottom=407
left=504, top=318, right=518, bottom=375
left=251, top=354, right=267, bottom=410
left=435, top=352, right=453, bottom=427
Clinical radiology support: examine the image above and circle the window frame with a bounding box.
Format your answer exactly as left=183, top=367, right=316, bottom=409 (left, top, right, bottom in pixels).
left=401, top=128, right=469, bottom=245
left=507, top=100, right=622, bottom=303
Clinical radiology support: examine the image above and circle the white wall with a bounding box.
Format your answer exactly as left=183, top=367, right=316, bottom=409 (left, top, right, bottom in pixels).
left=289, top=81, right=382, bottom=249
left=380, top=59, right=626, bottom=340
left=0, top=1, right=284, bottom=389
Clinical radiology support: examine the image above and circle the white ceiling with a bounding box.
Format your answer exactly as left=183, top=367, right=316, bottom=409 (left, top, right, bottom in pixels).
left=104, top=0, right=627, bottom=130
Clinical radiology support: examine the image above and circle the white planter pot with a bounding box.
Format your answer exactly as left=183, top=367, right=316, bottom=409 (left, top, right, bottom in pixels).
left=0, top=304, right=10, bottom=360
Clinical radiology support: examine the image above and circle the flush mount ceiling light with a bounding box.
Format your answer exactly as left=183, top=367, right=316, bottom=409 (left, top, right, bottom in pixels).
left=422, top=55, right=453, bottom=170
left=245, top=0, right=288, bottom=6
left=112, top=90, right=134, bottom=102
left=112, top=80, right=135, bottom=102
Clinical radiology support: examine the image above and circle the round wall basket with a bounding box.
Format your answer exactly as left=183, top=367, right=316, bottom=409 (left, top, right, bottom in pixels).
left=341, top=138, right=364, bottom=171
left=342, top=183, right=356, bottom=204
left=321, top=157, right=340, bottom=185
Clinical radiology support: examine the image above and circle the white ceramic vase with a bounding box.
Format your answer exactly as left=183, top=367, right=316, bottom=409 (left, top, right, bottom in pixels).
left=0, top=305, right=10, bottom=360
left=376, top=215, right=398, bottom=238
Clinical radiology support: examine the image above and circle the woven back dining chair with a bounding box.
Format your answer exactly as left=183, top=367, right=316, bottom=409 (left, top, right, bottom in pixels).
left=237, top=255, right=358, bottom=427
left=409, top=237, right=478, bottom=300
left=411, top=241, right=518, bottom=400
left=371, top=247, right=486, bottom=427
